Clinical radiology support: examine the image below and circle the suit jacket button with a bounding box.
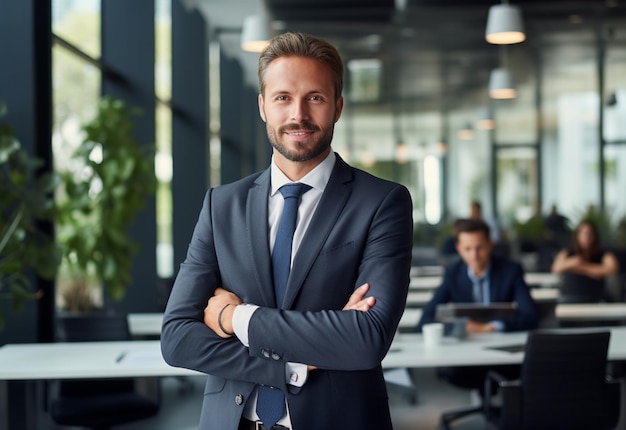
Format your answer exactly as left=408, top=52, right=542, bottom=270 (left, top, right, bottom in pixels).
left=235, top=394, right=244, bottom=405
left=271, top=352, right=281, bottom=360
left=262, top=349, right=270, bottom=358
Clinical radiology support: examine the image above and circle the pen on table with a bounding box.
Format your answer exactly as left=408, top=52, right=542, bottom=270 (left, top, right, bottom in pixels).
left=116, top=352, right=126, bottom=363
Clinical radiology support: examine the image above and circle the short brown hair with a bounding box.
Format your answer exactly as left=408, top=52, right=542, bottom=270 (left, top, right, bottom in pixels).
left=454, top=218, right=490, bottom=241
left=257, top=32, right=344, bottom=101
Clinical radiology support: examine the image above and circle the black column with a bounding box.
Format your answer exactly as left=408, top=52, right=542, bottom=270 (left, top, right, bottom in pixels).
left=220, top=53, right=246, bottom=184
left=33, top=0, right=55, bottom=343
left=101, top=0, right=157, bottom=313
left=0, top=0, right=54, bottom=345
left=171, top=1, right=209, bottom=272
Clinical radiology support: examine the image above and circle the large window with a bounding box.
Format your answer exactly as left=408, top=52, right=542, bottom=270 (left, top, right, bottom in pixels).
left=51, top=0, right=173, bottom=307
left=155, top=0, right=173, bottom=279
left=51, top=0, right=102, bottom=308
left=541, top=29, right=599, bottom=223
left=604, top=30, right=626, bottom=229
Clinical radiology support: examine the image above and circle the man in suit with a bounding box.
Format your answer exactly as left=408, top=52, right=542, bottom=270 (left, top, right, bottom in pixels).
left=161, top=32, right=413, bottom=430
left=418, top=218, right=538, bottom=333
left=416, top=218, right=539, bottom=428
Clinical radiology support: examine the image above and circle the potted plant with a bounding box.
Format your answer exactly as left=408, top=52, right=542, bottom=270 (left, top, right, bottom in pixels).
left=0, top=100, right=61, bottom=329
left=56, top=96, right=156, bottom=312
left=513, top=213, right=547, bottom=254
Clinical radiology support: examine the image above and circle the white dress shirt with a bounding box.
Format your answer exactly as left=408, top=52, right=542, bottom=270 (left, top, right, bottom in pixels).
left=232, top=151, right=336, bottom=426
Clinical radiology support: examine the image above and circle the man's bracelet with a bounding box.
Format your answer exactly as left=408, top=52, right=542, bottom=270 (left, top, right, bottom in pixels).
left=218, top=303, right=235, bottom=336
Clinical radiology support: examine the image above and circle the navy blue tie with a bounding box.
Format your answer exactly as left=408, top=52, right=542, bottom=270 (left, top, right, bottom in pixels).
left=270, top=183, right=311, bottom=307
left=256, top=183, right=311, bottom=429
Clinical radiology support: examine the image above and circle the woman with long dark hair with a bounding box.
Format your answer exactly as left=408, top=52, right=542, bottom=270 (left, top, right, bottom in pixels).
left=551, top=220, right=619, bottom=302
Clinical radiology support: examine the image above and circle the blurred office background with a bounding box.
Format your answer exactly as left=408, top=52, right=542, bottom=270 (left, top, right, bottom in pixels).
left=1, top=0, right=626, bottom=344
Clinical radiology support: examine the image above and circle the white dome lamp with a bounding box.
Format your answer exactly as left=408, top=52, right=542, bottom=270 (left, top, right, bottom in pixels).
left=485, top=1, right=526, bottom=45
left=241, top=14, right=271, bottom=53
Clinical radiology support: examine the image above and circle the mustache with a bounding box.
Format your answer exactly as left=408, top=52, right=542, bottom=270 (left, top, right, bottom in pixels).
left=280, top=122, right=321, bottom=133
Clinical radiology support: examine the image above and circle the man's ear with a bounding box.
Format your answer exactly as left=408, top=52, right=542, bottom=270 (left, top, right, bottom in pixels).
left=258, top=93, right=267, bottom=122
left=334, top=96, right=344, bottom=123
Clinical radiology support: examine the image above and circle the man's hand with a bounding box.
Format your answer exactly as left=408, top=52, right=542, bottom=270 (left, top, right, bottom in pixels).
left=205, top=282, right=375, bottom=342
left=204, top=288, right=242, bottom=338
left=466, top=320, right=496, bottom=334
left=343, top=283, right=376, bottom=311
left=305, top=283, right=376, bottom=373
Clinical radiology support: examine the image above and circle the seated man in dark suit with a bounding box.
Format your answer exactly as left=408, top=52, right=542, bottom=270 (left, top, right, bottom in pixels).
left=416, top=218, right=539, bottom=427
left=418, top=218, right=539, bottom=333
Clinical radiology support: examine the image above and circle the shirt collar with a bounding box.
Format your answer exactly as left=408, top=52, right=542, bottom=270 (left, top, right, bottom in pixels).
left=270, top=151, right=336, bottom=196
left=466, top=263, right=491, bottom=283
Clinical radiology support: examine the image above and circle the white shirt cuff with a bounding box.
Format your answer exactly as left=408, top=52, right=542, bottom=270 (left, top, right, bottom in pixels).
left=232, top=304, right=309, bottom=387
left=286, top=363, right=308, bottom=387
left=232, top=303, right=259, bottom=347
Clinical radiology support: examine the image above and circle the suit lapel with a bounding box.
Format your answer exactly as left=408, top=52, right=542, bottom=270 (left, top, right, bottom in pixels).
left=487, top=258, right=499, bottom=302
left=283, top=156, right=353, bottom=308
left=246, top=169, right=276, bottom=307
left=456, top=264, right=476, bottom=302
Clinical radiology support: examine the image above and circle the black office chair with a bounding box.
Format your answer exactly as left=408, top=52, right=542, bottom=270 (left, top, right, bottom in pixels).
left=437, top=363, right=520, bottom=430
left=483, top=329, right=621, bottom=430
left=558, top=272, right=605, bottom=304
left=49, top=313, right=160, bottom=430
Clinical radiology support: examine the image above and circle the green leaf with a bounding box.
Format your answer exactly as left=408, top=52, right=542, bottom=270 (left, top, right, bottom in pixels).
left=55, top=95, right=155, bottom=306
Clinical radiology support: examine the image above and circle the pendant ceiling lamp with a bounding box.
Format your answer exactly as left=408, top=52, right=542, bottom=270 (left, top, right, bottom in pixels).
left=241, top=14, right=271, bottom=52
left=489, top=67, right=516, bottom=99
left=476, top=106, right=496, bottom=130
left=458, top=123, right=474, bottom=141
left=485, top=1, right=526, bottom=45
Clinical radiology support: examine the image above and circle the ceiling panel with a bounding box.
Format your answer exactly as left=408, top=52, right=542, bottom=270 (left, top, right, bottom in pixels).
left=195, top=0, right=626, bottom=110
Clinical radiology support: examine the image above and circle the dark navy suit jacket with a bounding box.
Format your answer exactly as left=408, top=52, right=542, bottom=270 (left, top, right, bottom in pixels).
left=161, top=154, right=413, bottom=430
left=417, top=255, right=539, bottom=332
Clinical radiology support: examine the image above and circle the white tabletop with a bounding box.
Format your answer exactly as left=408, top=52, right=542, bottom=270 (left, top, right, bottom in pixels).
left=409, top=276, right=442, bottom=290
left=398, top=308, right=422, bottom=329
left=409, top=272, right=560, bottom=292
left=0, top=340, right=199, bottom=381
left=529, top=288, right=560, bottom=301
left=127, top=313, right=163, bottom=337
left=405, top=288, right=559, bottom=307
left=556, top=303, right=626, bottom=320
left=524, top=272, right=560, bottom=287
left=383, top=325, right=626, bottom=369
left=2, top=326, right=626, bottom=381
left=410, top=265, right=444, bottom=277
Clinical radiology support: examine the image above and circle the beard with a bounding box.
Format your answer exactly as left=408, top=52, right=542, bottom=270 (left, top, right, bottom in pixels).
left=267, top=120, right=335, bottom=162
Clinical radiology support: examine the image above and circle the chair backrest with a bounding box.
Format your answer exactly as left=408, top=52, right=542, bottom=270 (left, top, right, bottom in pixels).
left=56, top=313, right=131, bottom=342
left=559, top=272, right=606, bottom=303
left=519, top=330, right=610, bottom=430
left=54, top=313, right=133, bottom=396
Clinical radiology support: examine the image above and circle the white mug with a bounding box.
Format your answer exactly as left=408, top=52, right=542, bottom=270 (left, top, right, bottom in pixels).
left=422, top=322, right=444, bottom=348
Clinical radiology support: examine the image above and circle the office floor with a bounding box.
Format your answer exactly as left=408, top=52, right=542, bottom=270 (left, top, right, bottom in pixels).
left=108, top=368, right=485, bottom=430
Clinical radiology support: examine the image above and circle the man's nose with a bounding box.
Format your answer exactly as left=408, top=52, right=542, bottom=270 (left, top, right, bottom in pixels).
left=291, top=100, right=310, bottom=122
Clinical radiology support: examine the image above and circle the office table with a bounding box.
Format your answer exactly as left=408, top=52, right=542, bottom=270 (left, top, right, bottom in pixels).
left=0, top=340, right=199, bottom=381
left=524, top=272, right=560, bottom=288
left=4, top=326, right=624, bottom=382
left=128, top=312, right=164, bottom=337
left=556, top=303, right=626, bottom=321
left=408, top=272, right=561, bottom=292
left=3, top=326, right=626, bottom=428
left=398, top=308, right=422, bottom=329
left=0, top=340, right=200, bottom=430
left=409, top=276, right=442, bottom=290
left=410, top=265, right=444, bottom=277
left=398, top=302, right=626, bottom=331
left=382, top=325, right=626, bottom=417
left=405, top=287, right=559, bottom=307
left=383, top=325, right=626, bottom=369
